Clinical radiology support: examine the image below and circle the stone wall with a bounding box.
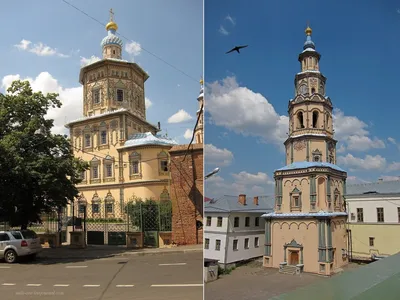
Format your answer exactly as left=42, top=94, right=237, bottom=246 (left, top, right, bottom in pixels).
left=169, top=144, right=203, bottom=245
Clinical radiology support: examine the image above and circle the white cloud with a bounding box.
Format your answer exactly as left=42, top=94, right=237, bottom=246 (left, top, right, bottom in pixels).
left=225, top=14, right=236, bottom=26
left=207, top=76, right=386, bottom=153
left=218, top=25, right=229, bottom=35
left=347, top=176, right=371, bottom=184
left=388, top=137, right=396, bottom=145
left=145, top=97, right=152, bottom=109
left=205, top=144, right=234, bottom=167
left=167, top=109, right=193, bottom=123
left=184, top=129, right=193, bottom=140
left=337, top=154, right=386, bottom=171
left=80, top=55, right=101, bottom=67
left=1, top=72, right=82, bottom=135
left=231, top=171, right=274, bottom=185
left=206, top=76, right=288, bottom=146
left=15, top=39, right=70, bottom=58
left=206, top=171, right=274, bottom=198
left=333, top=109, right=385, bottom=152
left=379, top=176, right=400, bottom=181
left=125, top=41, right=141, bottom=56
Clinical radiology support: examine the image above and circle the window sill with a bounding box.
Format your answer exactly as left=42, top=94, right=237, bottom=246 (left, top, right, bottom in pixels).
left=103, top=177, right=115, bottom=183
left=99, top=145, right=109, bottom=150
left=129, top=174, right=142, bottom=180
left=90, top=179, right=101, bottom=184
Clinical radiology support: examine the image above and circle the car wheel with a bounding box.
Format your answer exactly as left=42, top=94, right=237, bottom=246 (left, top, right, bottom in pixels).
left=4, top=250, right=17, bottom=264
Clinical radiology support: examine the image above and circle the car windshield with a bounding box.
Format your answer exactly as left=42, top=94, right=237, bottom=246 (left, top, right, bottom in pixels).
left=21, top=230, right=38, bottom=239
left=10, top=231, right=23, bottom=240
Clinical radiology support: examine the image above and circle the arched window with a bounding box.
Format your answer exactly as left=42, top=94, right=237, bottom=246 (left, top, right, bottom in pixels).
left=99, top=122, right=108, bottom=145
left=129, top=152, right=141, bottom=179
left=90, top=157, right=100, bottom=182
left=103, top=155, right=114, bottom=179
left=311, top=87, right=315, bottom=94
left=158, top=151, right=169, bottom=175
left=297, top=112, right=304, bottom=129
left=312, top=111, right=319, bottom=128
left=84, top=126, right=91, bottom=148
left=334, top=188, right=341, bottom=210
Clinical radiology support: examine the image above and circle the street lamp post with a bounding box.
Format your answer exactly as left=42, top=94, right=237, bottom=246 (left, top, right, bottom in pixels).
left=205, top=167, right=220, bottom=180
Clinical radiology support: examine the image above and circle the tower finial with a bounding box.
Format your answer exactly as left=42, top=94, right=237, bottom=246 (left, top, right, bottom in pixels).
left=305, top=21, right=312, bottom=36
left=109, top=8, right=114, bottom=22
left=200, top=77, right=203, bottom=86
left=106, top=8, right=118, bottom=31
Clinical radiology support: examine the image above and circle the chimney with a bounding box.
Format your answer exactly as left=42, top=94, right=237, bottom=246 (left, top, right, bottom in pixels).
left=157, top=122, right=161, bottom=130
left=378, top=178, right=383, bottom=182
left=238, top=194, right=246, bottom=205
left=253, top=196, right=259, bottom=206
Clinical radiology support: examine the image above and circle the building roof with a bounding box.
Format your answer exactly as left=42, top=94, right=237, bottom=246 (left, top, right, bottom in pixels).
left=271, top=252, right=400, bottom=300
left=276, top=161, right=346, bottom=173
left=121, top=132, right=178, bottom=148
left=205, top=195, right=274, bottom=213
left=346, top=179, right=400, bottom=196
left=262, top=211, right=347, bottom=219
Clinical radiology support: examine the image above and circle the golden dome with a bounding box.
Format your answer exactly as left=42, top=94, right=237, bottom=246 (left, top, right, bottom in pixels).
left=200, top=78, right=204, bottom=85
left=305, top=26, right=312, bottom=36
left=106, top=21, right=118, bottom=31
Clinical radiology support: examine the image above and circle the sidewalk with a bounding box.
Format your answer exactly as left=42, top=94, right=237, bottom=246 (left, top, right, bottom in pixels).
left=38, top=244, right=203, bottom=260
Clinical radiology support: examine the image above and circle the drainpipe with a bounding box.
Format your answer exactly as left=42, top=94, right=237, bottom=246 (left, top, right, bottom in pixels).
left=223, top=213, right=231, bottom=268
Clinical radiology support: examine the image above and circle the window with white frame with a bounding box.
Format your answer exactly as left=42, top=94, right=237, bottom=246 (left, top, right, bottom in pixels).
left=215, top=240, right=221, bottom=251
left=254, top=237, right=259, bottom=248
left=206, top=216, right=211, bottom=226
left=245, top=217, right=250, bottom=227
left=217, top=217, right=222, bottom=227
left=244, top=238, right=249, bottom=249
left=233, top=239, right=238, bottom=251
left=204, top=238, right=209, bottom=249
left=233, top=217, right=239, bottom=227
left=255, top=217, right=260, bottom=227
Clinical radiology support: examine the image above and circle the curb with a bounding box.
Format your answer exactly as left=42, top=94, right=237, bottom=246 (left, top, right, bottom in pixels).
left=38, top=248, right=202, bottom=260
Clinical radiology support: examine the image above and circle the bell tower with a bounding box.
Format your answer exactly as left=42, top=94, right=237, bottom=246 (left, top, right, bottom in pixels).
left=286, top=25, right=336, bottom=166
left=262, top=25, right=349, bottom=276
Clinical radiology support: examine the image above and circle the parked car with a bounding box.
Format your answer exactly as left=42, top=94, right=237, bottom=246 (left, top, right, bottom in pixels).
left=0, top=230, right=42, bottom=263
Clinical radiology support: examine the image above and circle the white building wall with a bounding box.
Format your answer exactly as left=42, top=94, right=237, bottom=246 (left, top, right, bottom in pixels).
left=204, top=211, right=266, bottom=266
left=347, top=196, right=400, bottom=223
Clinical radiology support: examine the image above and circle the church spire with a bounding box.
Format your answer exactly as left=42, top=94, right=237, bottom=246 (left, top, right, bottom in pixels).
left=101, top=8, right=123, bottom=59
left=303, top=22, right=315, bottom=50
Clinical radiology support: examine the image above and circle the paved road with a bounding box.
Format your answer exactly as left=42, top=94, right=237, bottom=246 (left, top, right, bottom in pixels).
left=0, top=252, right=203, bottom=300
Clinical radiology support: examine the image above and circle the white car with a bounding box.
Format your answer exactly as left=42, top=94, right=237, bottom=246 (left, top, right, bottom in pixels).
left=0, top=230, right=42, bottom=263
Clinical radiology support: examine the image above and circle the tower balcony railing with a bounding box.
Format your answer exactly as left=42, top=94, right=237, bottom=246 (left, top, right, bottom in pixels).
left=290, top=127, right=333, bottom=138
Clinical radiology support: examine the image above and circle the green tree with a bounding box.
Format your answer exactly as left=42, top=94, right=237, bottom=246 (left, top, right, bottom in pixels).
left=0, top=80, right=88, bottom=229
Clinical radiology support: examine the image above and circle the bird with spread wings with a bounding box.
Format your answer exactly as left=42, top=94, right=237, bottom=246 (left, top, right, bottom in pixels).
left=226, top=45, right=248, bottom=54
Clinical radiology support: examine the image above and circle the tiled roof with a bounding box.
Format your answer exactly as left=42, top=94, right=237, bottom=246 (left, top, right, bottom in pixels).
left=121, top=132, right=178, bottom=148
left=262, top=211, right=347, bottom=218
left=276, top=161, right=346, bottom=173
left=346, top=180, right=400, bottom=196
left=205, top=195, right=274, bottom=213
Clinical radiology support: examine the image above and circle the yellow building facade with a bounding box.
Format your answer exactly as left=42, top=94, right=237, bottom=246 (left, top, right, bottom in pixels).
left=262, top=26, right=349, bottom=276
left=346, top=180, right=400, bottom=261
left=64, top=11, right=177, bottom=236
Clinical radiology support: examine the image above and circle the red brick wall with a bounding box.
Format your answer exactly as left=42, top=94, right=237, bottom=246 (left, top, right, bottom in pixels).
left=169, top=144, right=203, bottom=245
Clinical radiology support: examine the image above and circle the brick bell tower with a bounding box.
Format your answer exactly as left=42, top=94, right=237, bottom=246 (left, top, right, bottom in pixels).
left=262, top=25, right=349, bottom=276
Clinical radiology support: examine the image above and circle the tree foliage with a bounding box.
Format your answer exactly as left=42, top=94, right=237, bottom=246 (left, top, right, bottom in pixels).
left=0, top=80, right=88, bottom=229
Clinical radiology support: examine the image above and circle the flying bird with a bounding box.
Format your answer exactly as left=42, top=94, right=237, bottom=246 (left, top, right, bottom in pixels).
left=226, top=45, right=248, bottom=54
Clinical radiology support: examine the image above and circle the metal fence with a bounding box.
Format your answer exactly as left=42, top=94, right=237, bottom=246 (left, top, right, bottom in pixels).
left=0, top=200, right=172, bottom=248
left=72, top=199, right=172, bottom=247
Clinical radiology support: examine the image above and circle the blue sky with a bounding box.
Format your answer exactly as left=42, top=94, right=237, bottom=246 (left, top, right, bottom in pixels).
left=204, top=0, right=400, bottom=198
left=0, top=0, right=202, bottom=143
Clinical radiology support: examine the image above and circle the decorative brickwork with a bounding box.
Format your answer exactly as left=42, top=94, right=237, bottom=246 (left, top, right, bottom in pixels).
left=169, top=144, right=203, bottom=245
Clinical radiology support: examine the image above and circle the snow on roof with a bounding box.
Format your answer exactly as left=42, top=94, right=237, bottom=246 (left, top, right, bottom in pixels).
left=276, top=161, right=346, bottom=173
left=121, top=132, right=178, bottom=148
